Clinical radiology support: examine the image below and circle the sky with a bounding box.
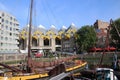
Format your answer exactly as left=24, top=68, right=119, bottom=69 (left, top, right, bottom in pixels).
left=0, top=0, right=120, bottom=30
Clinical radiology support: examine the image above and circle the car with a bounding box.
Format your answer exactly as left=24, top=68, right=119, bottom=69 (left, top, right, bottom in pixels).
left=34, top=52, right=43, bottom=58
left=34, top=49, right=44, bottom=58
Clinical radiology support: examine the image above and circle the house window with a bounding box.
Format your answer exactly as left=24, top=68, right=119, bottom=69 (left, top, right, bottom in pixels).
left=1, top=43, right=3, bottom=46
left=2, top=13, right=4, bottom=16
left=1, top=36, right=3, bottom=40
left=1, top=25, right=3, bottom=29
left=10, top=22, right=12, bottom=25
left=10, top=27, right=12, bottom=31
left=5, top=37, right=8, bottom=41
left=55, top=38, right=61, bottom=45
left=44, top=38, right=49, bottom=46
left=6, top=20, right=8, bottom=24
left=2, top=19, right=4, bottom=22
left=6, top=26, right=8, bottom=30
left=10, top=17, right=12, bottom=20
left=1, top=30, right=3, bottom=34
left=10, top=33, right=12, bottom=36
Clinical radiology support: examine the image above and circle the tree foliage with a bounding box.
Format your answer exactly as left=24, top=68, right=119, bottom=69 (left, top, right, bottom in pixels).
left=110, top=18, right=120, bottom=48
left=76, top=25, right=97, bottom=52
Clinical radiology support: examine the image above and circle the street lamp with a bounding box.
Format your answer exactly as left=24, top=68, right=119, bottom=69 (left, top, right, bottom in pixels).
left=61, top=34, right=64, bottom=56
left=70, top=32, right=76, bottom=55
left=70, top=32, right=74, bottom=51
left=50, top=34, right=52, bottom=46
left=37, top=34, right=40, bottom=47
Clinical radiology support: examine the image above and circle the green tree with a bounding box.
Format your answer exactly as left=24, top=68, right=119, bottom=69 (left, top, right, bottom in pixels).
left=76, top=25, right=97, bottom=53
left=110, top=18, right=120, bottom=48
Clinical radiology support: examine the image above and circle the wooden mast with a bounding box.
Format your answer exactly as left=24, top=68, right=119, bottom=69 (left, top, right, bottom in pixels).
left=99, top=19, right=111, bottom=67
left=27, top=0, right=33, bottom=73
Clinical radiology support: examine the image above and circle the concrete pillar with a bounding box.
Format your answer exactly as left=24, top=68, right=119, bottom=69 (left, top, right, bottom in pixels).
left=51, top=38, right=55, bottom=52
left=38, top=38, right=39, bottom=47
left=25, top=38, right=28, bottom=50
left=40, top=38, right=44, bottom=47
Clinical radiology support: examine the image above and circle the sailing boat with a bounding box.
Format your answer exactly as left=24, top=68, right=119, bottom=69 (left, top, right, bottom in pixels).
left=0, top=0, right=87, bottom=80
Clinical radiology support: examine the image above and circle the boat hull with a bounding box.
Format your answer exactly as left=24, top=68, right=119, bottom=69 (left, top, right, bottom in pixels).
left=0, top=62, right=87, bottom=80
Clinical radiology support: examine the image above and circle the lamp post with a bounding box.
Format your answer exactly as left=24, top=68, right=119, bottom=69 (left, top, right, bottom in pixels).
left=37, top=34, right=40, bottom=47
left=71, top=32, right=74, bottom=50
left=70, top=32, right=76, bottom=55
left=24, top=32, right=27, bottom=50
left=61, top=34, right=64, bottom=57
left=49, top=34, right=52, bottom=58
left=50, top=34, right=52, bottom=46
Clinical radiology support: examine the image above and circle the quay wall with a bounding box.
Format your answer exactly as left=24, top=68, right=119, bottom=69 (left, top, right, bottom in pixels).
left=0, top=53, right=27, bottom=62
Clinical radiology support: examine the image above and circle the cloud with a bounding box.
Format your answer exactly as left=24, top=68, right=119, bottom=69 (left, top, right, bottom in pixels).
left=38, top=24, right=46, bottom=29
left=51, top=25, right=56, bottom=29
left=62, top=25, right=67, bottom=29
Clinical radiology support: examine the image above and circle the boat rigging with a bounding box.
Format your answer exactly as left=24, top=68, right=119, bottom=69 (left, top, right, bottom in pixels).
left=0, top=0, right=87, bottom=79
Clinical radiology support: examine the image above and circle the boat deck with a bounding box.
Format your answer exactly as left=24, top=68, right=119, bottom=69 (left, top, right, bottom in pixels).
left=0, top=55, right=87, bottom=80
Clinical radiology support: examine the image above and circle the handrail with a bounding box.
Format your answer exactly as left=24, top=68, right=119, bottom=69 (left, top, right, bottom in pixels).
left=0, top=63, right=22, bottom=72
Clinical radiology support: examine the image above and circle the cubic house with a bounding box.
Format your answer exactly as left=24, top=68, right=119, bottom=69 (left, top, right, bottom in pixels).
left=19, top=23, right=77, bottom=53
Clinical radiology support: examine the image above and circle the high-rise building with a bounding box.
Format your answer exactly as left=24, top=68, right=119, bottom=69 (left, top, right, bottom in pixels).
left=0, top=11, right=19, bottom=53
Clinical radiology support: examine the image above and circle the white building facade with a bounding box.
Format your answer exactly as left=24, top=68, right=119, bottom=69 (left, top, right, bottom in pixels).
left=0, top=11, right=19, bottom=53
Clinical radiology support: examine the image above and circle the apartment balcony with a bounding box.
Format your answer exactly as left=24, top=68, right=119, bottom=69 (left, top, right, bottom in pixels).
left=31, top=46, right=52, bottom=50
left=55, top=45, right=61, bottom=47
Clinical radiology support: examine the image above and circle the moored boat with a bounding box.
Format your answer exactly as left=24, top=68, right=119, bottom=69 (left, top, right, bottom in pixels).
left=0, top=56, right=87, bottom=80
